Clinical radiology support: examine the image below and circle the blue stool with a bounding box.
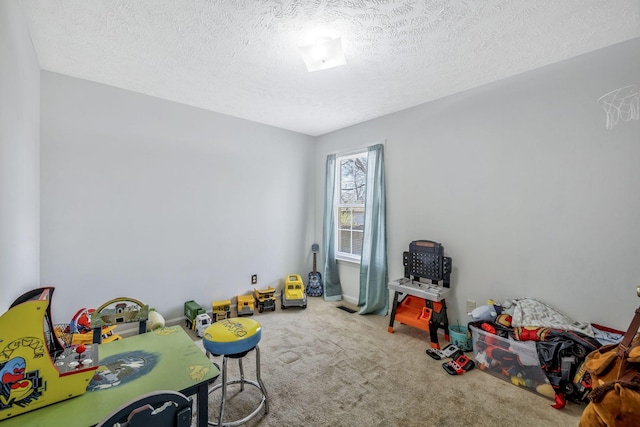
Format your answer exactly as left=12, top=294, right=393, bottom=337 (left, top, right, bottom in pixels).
left=203, top=318, right=269, bottom=427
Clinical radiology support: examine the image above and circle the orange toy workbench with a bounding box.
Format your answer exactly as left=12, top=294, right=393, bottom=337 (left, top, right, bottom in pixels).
left=388, top=278, right=450, bottom=348
left=387, top=240, right=453, bottom=349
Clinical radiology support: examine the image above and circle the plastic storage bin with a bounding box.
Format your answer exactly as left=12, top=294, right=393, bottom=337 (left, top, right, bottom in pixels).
left=470, top=325, right=554, bottom=400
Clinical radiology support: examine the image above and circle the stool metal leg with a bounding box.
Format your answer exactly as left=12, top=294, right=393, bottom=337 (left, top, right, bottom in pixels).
left=255, top=345, right=269, bottom=414
left=238, top=356, right=244, bottom=392
left=208, top=346, right=268, bottom=427
left=215, top=356, right=229, bottom=427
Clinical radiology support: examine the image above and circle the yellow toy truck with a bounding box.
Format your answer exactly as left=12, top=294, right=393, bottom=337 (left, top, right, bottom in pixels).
left=212, top=299, right=231, bottom=322
left=253, top=286, right=276, bottom=313
left=281, top=274, right=307, bottom=309
left=237, top=294, right=255, bottom=316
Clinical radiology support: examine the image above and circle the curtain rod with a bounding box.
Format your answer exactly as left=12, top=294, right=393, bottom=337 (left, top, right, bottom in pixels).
left=332, top=140, right=385, bottom=157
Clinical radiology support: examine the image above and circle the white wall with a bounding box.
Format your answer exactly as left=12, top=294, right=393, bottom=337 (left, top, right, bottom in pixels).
left=316, top=37, right=640, bottom=331
left=40, top=72, right=315, bottom=322
left=0, top=2, right=41, bottom=313
left=5, top=2, right=640, bottom=333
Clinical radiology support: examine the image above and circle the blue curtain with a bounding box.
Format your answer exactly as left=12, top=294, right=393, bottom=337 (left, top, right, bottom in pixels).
left=358, top=144, right=388, bottom=315
left=322, top=154, right=342, bottom=301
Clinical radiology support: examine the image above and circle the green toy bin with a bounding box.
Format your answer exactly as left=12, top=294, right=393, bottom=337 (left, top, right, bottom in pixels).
left=448, top=324, right=472, bottom=351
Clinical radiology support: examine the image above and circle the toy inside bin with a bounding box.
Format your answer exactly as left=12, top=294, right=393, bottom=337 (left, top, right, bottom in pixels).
left=448, top=324, right=472, bottom=351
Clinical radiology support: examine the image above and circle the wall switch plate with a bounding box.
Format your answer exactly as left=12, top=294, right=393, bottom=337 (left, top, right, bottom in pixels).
left=251, top=274, right=257, bottom=285
left=466, top=299, right=476, bottom=314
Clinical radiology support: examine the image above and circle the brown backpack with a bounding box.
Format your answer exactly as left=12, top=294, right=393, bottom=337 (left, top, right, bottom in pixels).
left=579, top=306, right=640, bottom=426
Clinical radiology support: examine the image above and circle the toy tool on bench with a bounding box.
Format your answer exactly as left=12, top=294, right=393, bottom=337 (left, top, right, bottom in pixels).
left=388, top=240, right=452, bottom=349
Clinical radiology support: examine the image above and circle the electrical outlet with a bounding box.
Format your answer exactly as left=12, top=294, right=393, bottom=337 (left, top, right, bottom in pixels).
left=251, top=274, right=257, bottom=285
left=466, top=299, right=476, bottom=314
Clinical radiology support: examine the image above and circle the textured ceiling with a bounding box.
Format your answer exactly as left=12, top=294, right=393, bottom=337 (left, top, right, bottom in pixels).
left=20, top=0, right=640, bottom=136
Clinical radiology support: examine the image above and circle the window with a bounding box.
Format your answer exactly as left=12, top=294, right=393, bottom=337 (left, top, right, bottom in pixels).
left=336, top=151, right=367, bottom=261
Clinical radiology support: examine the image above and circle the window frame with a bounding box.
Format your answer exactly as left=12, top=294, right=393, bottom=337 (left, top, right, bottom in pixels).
left=334, top=150, right=367, bottom=263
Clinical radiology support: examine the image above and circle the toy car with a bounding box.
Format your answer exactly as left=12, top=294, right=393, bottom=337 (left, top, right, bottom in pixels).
left=212, top=299, right=231, bottom=322
left=254, top=287, right=276, bottom=313
left=72, top=325, right=122, bottom=346
left=237, top=294, right=255, bottom=316
left=426, top=343, right=462, bottom=360
left=281, top=274, right=307, bottom=309
left=184, top=300, right=212, bottom=337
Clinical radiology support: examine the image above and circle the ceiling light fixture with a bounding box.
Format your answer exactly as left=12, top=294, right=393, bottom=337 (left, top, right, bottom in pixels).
left=298, top=37, right=346, bottom=72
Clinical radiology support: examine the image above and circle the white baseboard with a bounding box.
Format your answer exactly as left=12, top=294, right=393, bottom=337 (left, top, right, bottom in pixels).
left=342, top=295, right=359, bottom=305
left=161, top=293, right=363, bottom=331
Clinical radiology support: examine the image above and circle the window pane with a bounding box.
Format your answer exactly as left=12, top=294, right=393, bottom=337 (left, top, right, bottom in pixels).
left=338, top=229, right=352, bottom=253
left=340, top=157, right=367, bottom=203
left=352, top=230, right=363, bottom=256
left=353, top=207, right=364, bottom=230
left=339, top=208, right=352, bottom=228
left=336, top=152, right=367, bottom=259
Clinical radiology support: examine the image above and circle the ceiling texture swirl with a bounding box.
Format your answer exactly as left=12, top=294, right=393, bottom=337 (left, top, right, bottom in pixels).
left=20, top=0, right=640, bottom=136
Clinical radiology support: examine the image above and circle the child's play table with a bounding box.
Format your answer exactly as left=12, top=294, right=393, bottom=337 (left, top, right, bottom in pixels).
left=1, top=326, right=219, bottom=427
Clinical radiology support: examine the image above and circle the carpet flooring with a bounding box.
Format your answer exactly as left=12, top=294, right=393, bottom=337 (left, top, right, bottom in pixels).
left=186, top=296, right=585, bottom=426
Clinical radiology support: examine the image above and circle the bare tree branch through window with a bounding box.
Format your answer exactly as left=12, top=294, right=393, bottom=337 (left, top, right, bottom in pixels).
left=337, top=152, right=367, bottom=259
